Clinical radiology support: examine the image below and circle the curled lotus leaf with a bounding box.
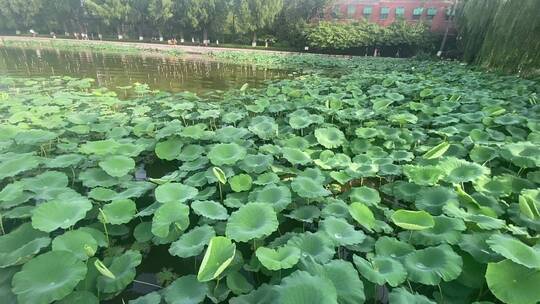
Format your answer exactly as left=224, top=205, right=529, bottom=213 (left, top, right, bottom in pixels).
left=0, top=222, right=51, bottom=267
left=98, top=155, right=136, bottom=177
left=12, top=251, right=87, bottom=304
left=169, top=225, right=215, bottom=258
left=97, top=250, right=142, bottom=294
left=208, top=143, right=247, bottom=166
left=348, top=202, right=375, bottom=231
left=401, top=215, right=466, bottom=246
left=197, top=236, right=236, bottom=282
left=255, top=246, right=301, bottom=271
left=154, top=182, right=198, bottom=203
left=165, top=275, right=208, bottom=304
left=486, top=259, right=540, bottom=304
left=314, top=127, right=345, bottom=149
left=391, top=209, right=435, bottom=230
left=403, top=244, right=463, bottom=285
left=226, top=203, right=278, bottom=242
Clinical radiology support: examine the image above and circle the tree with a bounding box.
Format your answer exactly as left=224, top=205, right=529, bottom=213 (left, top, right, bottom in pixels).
left=233, top=0, right=283, bottom=46
left=147, top=0, right=174, bottom=38
left=274, top=0, right=330, bottom=46
left=84, top=0, right=131, bottom=38
left=0, top=0, right=43, bottom=31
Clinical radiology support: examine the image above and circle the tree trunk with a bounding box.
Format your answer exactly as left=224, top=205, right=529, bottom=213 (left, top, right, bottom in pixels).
left=252, top=32, right=257, bottom=47
left=180, top=30, right=184, bottom=43
left=203, top=28, right=208, bottom=46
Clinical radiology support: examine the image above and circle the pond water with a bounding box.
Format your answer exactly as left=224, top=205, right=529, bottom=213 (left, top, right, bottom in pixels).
left=0, top=46, right=289, bottom=94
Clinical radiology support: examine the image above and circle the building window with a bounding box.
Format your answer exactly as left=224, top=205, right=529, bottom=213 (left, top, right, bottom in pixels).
left=445, top=7, right=455, bottom=21
left=395, top=7, right=405, bottom=18
left=363, top=6, right=373, bottom=19
left=427, top=7, right=437, bottom=20
left=347, top=5, right=356, bottom=18
left=412, top=7, right=424, bottom=20
left=380, top=7, right=390, bottom=20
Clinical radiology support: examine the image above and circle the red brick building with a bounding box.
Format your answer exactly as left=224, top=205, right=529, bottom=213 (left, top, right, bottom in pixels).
left=324, top=0, right=456, bottom=32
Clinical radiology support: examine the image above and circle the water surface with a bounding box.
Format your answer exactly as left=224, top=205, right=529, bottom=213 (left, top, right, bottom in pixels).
left=0, top=46, right=288, bottom=94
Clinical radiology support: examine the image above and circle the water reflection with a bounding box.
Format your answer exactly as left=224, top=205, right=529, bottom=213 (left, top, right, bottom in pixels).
left=0, top=47, right=288, bottom=94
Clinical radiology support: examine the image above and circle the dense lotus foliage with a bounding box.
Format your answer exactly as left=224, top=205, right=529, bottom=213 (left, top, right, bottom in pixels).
left=0, top=57, right=539, bottom=304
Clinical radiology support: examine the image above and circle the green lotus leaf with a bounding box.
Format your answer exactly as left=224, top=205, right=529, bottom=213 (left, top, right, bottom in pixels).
left=0, top=223, right=50, bottom=267
left=422, top=141, right=450, bottom=159
left=314, top=127, right=345, bottom=149
left=214, top=126, right=249, bottom=143
left=80, top=139, right=119, bottom=155
left=151, top=203, right=190, bottom=238
left=285, top=205, right=320, bottom=223
left=375, top=236, right=415, bottom=260
left=349, top=186, right=380, bottom=206
left=197, top=236, right=236, bottom=282
left=256, top=246, right=301, bottom=271
left=401, top=215, right=466, bottom=246
left=282, top=147, right=312, bottom=165
left=501, top=141, right=540, bottom=168
left=88, top=187, right=117, bottom=201
left=486, top=234, right=540, bottom=269
left=388, top=287, right=436, bottom=304
left=0, top=153, right=41, bottom=180
left=470, top=145, right=498, bottom=163
left=403, top=165, right=444, bottom=186
left=180, top=123, right=212, bottom=140
left=56, top=291, right=99, bottom=304
left=155, top=137, right=183, bottom=160
left=208, top=143, right=247, bottom=166
left=348, top=202, right=375, bottom=231
left=287, top=232, right=335, bottom=263
left=45, top=154, right=84, bottom=168
left=226, top=271, right=253, bottom=295
left=321, top=200, right=350, bottom=219
left=248, top=116, right=278, bottom=139
left=276, top=270, right=338, bottom=304
left=226, top=202, right=278, bottom=242
left=353, top=255, right=407, bottom=287
left=415, top=186, right=458, bottom=215
left=79, top=168, right=122, bottom=188
left=321, top=216, right=366, bottom=246
left=229, top=283, right=277, bottom=304
left=52, top=230, right=98, bottom=260
left=154, top=182, right=198, bottom=203
left=97, top=250, right=142, bottom=294
left=100, top=199, right=136, bottom=225
left=391, top=209, right=435, bottom=230
left=192, top=200, right=229, bottom=220
left=15, top=129, right=57, bottom=145
left=291, top=176, right=331, bottom=199
left=164, top=275, right=208, bottom=304
left=439, top=157, right=490, bottom=184
left=12, top=251, right=87, bottom=304
left=486, top=259, right=540, bottom=304
left=98, top=155, right=135, bottom=177
left=254, top=172, right=280, bottom=185
left=129, top=292, right=161, bottom=304
left=249, top=184, right=291, bottom=211
left=31, top=195, right=92, bottom=232
left=238, top=154, right=274, bottom=174
left=355, top=127, right=379, bottom=139
left=403, top=244, right=463, bottom=285
left=229, top=174, right=253, bottom=192
left=169, top=225, right=215, bottom=258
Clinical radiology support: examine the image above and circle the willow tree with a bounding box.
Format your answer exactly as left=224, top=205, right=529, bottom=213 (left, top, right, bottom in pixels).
left=233, top=0, right=283, bottom=46
left=148, top=0, right=174, bottom=39
left=457, top=0, right=540, bottom=77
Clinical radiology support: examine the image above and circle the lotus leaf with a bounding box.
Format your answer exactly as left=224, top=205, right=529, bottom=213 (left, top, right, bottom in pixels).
left=282, top=147, right=312, bottom=165
left=287, top=232, right=335, bottom=263
left=12, top=251, right=87, bottom=304
left=276, top=270, right=338, bottom=304
left=169, top=225, right=215, bottom=258
left=129, top=292, right=161, bottom=304
left=0, top=223, right=50, bottom=267
left=98, top=155, right=136, bottom=178
left=250, top=184, right=291, bottom=211
left=486, top=234, right=540, bottom=269
left=164, top=275, right=208, bottom=304
left=0, top=153, right=41, bottom=180
left=403, top=165, right=444, bottom=186
left=256, top=246, right=301, bottom=271
left=208, top=143, right=247, bottom=166
left=321, top=216, right=366, bottom=246
left=151, top=203, right=190, bottom=238
left=439, top=157, right=490, bottom=184
left=226, top=203, right=278, bottom=242
left=229, top=174, right=253, bottom=192
left=314, top=127, right=345, bottom=149
left=154, top=182, right=198, bottom=203
left=238, top=154, right=273, bottom=174
left=348, top=202, right=375, bottom=231
left=486, top=259, right=540, bottom=304
left=389, top=287, right=436, bottom=304
left=197, top=236, right=236, bottom=282
left=375, top=236, right=415, bottom=260
left=391, top=210, right=435, bottom=230
left=291, top=176, right=331, bottom=199
left=353, top=255, right=407, bottom=287
left=31, top=195, right=92, bottom=232
left=52, top=230, right=98, bottom=260
left=501, top=142, right=540, bottom=168
left=155, top=138, right=183, bottom=160
left=349, top=186, right=381, bottom=206
left=285, top=205, right=320, bottom=223
left=97, top=250, right=142, bottom=294
left=192, top=200, right=229, bottom=220
left=403, top=244, right=463, bottom=285
left=402, top=215, right=466, bottom=246
left=100, top=199, right=136, bottom=224
left=248, top=116, right=278, bottom=139
left=226, top=271, right=253, bottom=295
left=80, top=139, right=119, bottom=155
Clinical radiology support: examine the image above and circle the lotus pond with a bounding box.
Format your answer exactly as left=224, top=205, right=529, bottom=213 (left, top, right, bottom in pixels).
left=0, top=56, right=539, bottom=304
